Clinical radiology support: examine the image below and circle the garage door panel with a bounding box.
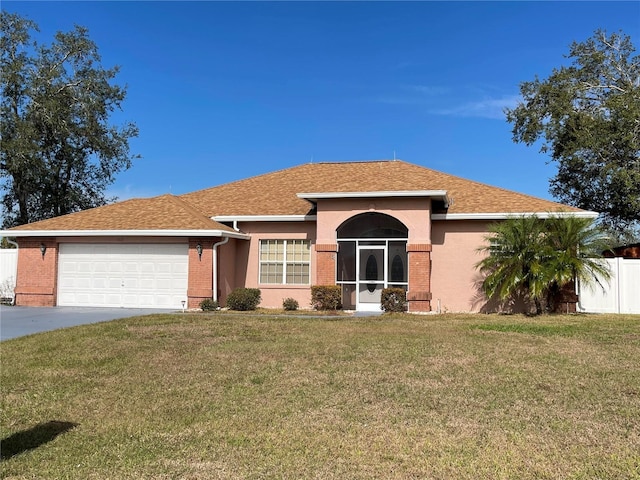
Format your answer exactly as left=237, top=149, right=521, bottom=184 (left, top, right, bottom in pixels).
left=156, top=278, right=173, bottom=289
left=92, top=278, right=108, bottom=289
left=155, top=263, right=171, bottom=274
left=173, top=263, right=188, bottom=275
left=77, top=262, right=93, bottom=273
left=58, top=243, right=189, bottom=308
left=94, top=263, right=108, bottom=273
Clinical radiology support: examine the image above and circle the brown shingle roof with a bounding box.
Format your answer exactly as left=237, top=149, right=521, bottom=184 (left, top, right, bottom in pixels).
left=181, top=160, right=585, bottom=216
left=7, top=160, right=587, bottom=232
left=8, top=194, right=235, bottom=232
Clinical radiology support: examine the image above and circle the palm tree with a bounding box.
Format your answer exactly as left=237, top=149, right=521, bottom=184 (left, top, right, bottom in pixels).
left=543, top=215, right=612, bottom=310
left=476, top=214, right=611, bottom=315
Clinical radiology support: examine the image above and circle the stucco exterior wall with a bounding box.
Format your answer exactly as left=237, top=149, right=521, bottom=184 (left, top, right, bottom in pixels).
left=214, top=238, right=235, bottom=305
left=430, top=220, right=491, bottom=312
left=315, top=197, right=431, bottom=243
left=231, top=221, right=317, bottom=309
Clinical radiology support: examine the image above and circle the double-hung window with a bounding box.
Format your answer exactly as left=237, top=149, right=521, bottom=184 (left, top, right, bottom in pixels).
left=259, top=240, right=310, bottom=285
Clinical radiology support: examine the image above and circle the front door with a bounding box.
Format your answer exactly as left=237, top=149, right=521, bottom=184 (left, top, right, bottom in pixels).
left=357, top=246, right=385, bottom=312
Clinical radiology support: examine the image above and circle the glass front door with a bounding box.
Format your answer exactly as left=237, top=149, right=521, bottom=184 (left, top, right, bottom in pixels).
left=357, top=246, right=385, bottom=312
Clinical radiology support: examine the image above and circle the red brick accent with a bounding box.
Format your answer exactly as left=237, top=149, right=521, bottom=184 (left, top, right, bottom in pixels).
left=187, top=238, right=215, bottom=308
left=406, top=244, right=432, bottom=252
left=407, top=291, right=432, bottom=301
left=15, top=238, right=58, bottom=307
left=315, top=244, right=337, bottom=286
left=316, top=244, right=338, bottom=252
left=407, top=244, right=432, bottom=312
left=409, top=300, right=432, bottom=312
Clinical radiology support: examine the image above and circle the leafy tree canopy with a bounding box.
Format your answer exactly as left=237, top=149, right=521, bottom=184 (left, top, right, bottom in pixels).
left=476, top=214, right=612, bottom=315
left=0, top=12, right=139, bottom=228
left=506, top=30, right=640, bottom=240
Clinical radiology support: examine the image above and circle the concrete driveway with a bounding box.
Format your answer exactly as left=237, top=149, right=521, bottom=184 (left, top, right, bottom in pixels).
left=0, top=306, right=177, bottom=341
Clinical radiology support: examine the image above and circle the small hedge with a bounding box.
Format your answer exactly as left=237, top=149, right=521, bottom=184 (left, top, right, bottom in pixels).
left=199, top=298, right=219, bottom=311
left=282, top=297, right=299, bottom=311
left=311, top=285, right=342, bottom=310
left=226, top=288, right=261, bottom=311
left=381, top=287, right=407, bottom=313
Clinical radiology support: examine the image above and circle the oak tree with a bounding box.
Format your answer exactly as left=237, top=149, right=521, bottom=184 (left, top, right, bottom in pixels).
left=506, top=30, right=640, bottom=238
left=0, top=12, right=139, bottom=228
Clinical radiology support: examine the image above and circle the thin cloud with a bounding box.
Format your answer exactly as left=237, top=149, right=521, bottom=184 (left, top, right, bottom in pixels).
left=407, top=85, right=451, bottom=96
left=432, top=95, right=521, bottom=120
left=374, top=84, right=450, bottom=105
left=374, top=85, right=521, bottom=119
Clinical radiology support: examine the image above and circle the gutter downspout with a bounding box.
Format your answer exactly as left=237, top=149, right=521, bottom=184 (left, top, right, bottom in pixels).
left=212, top=223, right=241, bottom=303
left=212, top=237, right=229, bottom=303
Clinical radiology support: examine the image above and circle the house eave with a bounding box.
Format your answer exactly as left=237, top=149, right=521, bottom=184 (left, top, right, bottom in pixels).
left=0, top=229, right=251, bottom=240
left=297, top=190, right=450, bottom=206
left=431, top=211, right=599, bottom=220
left=213, top=215, right=317, bottom=222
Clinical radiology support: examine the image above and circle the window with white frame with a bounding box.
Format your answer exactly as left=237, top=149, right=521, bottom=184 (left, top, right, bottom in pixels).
left=259, top=240, right=310, bottom=285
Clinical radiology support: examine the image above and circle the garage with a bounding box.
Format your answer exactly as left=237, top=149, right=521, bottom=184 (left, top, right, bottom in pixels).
left=57, top=243, right=189, bottom=308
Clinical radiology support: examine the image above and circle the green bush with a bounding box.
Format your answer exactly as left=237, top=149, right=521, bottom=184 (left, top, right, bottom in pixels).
left=282, top=297, right=299, bottom=311
left=199, top=298, right=219, bottom=311
left=311, top=285, right=342, bottom=310
left=381, top=288, right=407, bottom=313
left=226, top=288, right=261, bottom=311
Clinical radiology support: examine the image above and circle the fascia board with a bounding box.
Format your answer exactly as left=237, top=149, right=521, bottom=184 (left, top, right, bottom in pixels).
left=213, top=215, right=317, bottom=222
left=0, top=229, right=251, bottom=239
left=431, top=211, right=600, bottom=220
left=297, top=190, right=449, bottom=200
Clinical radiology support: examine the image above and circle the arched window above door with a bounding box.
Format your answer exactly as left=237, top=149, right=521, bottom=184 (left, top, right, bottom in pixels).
left=337, top=213, right=408, bottom=239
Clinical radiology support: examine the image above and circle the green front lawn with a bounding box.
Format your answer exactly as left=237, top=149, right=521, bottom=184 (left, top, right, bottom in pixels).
left=1, top=313, right=639, bottom=479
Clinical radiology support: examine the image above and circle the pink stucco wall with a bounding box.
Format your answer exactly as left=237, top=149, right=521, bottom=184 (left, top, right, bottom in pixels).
left=225, top=221, right=317, bottom=309
left=212, top=207, right=497, bottom=313
left=430, top=220, right=491, bottom=312
left=315, top=197, right=431, bottom=243
left=216, top=238, right=239, bottom=305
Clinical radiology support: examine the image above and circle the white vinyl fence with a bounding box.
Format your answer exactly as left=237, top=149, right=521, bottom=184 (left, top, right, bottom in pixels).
left=0, top=248, right=18, bottom=303
left=578, top=258, right=640, bottom=314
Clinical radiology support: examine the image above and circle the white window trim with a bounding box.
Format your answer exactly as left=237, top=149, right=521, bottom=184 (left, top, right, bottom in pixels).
left=259, top=239, right=311, bottom=285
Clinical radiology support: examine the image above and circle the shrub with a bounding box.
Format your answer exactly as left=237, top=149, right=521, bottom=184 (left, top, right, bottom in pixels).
left=381, top=288, right=407, bottom=313
left=283, top=297, right=299, bottom=311
left=311, top=285, right=342, bottom=310
left=199, top=298, right=218, bottom=311
left=226, top=288, right=261, bottom=311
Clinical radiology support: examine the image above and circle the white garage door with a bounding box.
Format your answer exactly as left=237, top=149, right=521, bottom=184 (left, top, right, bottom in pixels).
left=58, top=243, right=189, bottom=308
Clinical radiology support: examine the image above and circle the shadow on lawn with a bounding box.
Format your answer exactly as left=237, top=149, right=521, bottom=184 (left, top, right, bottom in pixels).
left=1, top=420, right=77, bottom=460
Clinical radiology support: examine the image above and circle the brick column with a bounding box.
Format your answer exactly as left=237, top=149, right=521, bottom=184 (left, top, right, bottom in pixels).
left=407, top=243, right=432, bottom=313
left=552, top=282, right=579, bottom=314
left=15, top=238, right=58, bottom=307
left=187, top=238, right=214, bottom=309
left=315, top=243, right=337, bottom=286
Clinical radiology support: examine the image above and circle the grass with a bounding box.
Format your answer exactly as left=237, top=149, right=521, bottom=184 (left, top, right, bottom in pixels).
left=1, top=312, right=639, bottom=479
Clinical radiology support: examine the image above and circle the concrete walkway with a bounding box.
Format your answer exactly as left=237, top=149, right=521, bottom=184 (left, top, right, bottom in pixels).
left=0, top=306, right=176, bottom=341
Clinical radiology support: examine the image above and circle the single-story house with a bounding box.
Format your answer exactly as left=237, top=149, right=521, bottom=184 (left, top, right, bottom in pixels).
left=0, top=160, right=597, bottom=313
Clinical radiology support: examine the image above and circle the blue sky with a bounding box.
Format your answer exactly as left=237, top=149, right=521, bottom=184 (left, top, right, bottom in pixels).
left=5, top=1, right=640, bottom=203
